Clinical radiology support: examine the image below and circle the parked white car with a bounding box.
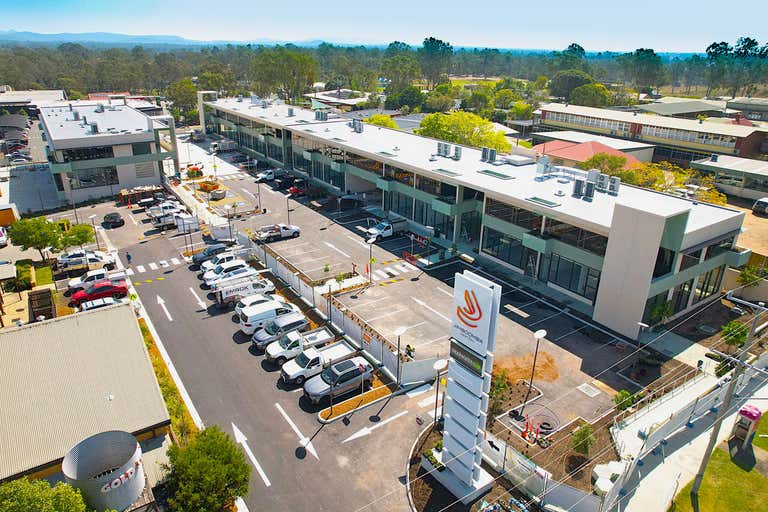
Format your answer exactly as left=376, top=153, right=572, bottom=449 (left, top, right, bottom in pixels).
left=57, top=250, right=116, bottom=271
left=0, top=226, right=7, bottom=248
left=67, top=268, right=126, bottom=292
left=207, top=267, right=260, bottom=290
left=202, top=259, right=247, bottom=284
left=234, top=293, right=285, bottom=317
left=200, top=251, right=243, bottom=274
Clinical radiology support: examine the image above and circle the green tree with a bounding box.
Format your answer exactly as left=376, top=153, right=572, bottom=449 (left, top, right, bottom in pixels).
left=418, top=37, right=454, bottom=89
left=549, top=69, right=593, bottom=98
left=381, top=54, right=421, bottom=95
left=721, top=320, right=748, bottom=353
left=571, top=425, right=596, bottom=456
left=165, top=426, right=250, bottom=512
left=9, top=217, right=62, bottom=261
left=166, top=78, right=197, bottom=113
left=579, top=153, right=628, bottom=174
left=613, top=390, right=633, bottom=411
left=509, top=101, right=534, bottom=120
left=423, top=92, right=454, bottom=113
left=416, top=111, right=511, bottom=152
left=386, top=85, right=424, bottom=110
left=463, top=91, right=491, bottom=111
left=197, top=71, right=228, bottom=92
left=62, top=224, right=95, bottom=250
left=365, top=114, right=398, bottom=129
left=0, top=478, right=87, bottom=512
left=251, top=47, right=318, bottom=101
left=738, top=265, right=765, bottom=288
left=619, top=48, right=665, bottom=92
left=569, top=83, right=612, bottom=107
left=493, top=89, right=521, bottom=110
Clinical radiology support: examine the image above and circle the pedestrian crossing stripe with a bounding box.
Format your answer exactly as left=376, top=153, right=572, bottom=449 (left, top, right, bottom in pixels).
left=136, top=265, right=146, bottom=273
left=148, top=262, right=158, bottom=270
left=160, top=260, right=170, bottom=268
left=402, top=262, right=418, bottom=272
left=126, top=268, right=135, bottom=276
left=171, top=258, right=181, bottom=265
left=384, top=266, right=399, bottom=276
left=374, top=270, right=388, bottom=279
left=372, top=273, right=381, bottom=281
left=379, top=278, right=405, bottom=287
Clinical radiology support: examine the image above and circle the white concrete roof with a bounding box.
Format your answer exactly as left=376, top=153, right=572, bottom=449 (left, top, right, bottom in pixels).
left=532, top=130, right=654, bottom=151
left=0, top=89, right=66, bottom=106
left=540, top=103, right=764, bottom=138
left=208, top=99, right=743, bottom=234
left=40, top=102, right=156, bottom=148
left=692, top=155, right=768, bottom=178
left=211, top=97, right=346, bottom=128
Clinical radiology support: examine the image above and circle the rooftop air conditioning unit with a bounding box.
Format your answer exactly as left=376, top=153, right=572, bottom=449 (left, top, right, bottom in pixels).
left=596, top=173, right=610, bottom=192
left=453, top=146, right=462, bottom=161
left=287, top=107, right=294, bottom=117
left=710, top=154, right=719, bottom=162
left=68, top=103, right=73, bottom=111
left=95, top=104, right=104, bottom=113
left=583, top=181, right=595, bottom=201
left=587, top=169, right=600, bottom=184
left=488, top=149, right=497, bottom=163
left=608, top=176, right=621, bottom=195
left=250, top=95, right=259, bottom=104
left=73, top=111, right=80, bottom=121
left=481, top=147, right=489, bottom=162
left=90, top=122, right=99, bottom=134
left=573, top=178, right=585, bottom=197
left=261, top=100, right=268, bottom=108
left=237, top=95, right=243, bottom=102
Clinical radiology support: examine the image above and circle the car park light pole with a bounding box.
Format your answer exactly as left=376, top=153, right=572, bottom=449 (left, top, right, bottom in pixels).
left=88, top=214, right=100, bottom=251
left=256, top=181, right=262, bottom=212
left=224, top=205, right=233, bottom=241
left=366, top=237, right=376, bottom=284
left=516, top=329, right=547, bottom=421
left=286, top=195, right=291, bottom=225
left=394, top=326, right=406, bottom=386
left=432, top=359, right=448, bottom=428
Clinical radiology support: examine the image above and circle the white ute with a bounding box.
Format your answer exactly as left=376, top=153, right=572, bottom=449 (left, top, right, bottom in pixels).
left=366, top=216, right=408, bottom=241
left=254, top=223, right=300, bottom=242
left=67, top=268, right=126, bottom=292
left=280, top=340, right=356, bottom=386
left=265, top=327, right=334, bottom=366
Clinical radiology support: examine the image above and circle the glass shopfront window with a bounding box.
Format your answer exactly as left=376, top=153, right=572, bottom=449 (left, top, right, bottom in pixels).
left=384, top=165, right=414, bottom=186
left=346, top=151, right=383, bottom=177
left=416, top=175, right=441, bottom=195
left=384, top=190, right=413, bottom=219
left=482, top=228, right=533, bottom=270
left=66, top=166, right=118, bottom=189
left=679, top=249, right=702, bottom=271
left=538, top=252, right=601, bottom=302
left=543, top=219, right=608, bottom=257
left=414, top=199, right=454, bottom=241
left=692, top=265, right=724, bottom=304
left=485, top=198, right=542, bottom=231
left=62, top=146, right=114, bottom=161
left=705, top=236, right=734, bottom=260
left=671, top=279, right=694, bottom=313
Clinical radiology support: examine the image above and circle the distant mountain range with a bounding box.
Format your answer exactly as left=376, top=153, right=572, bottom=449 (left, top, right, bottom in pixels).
left=0, top=30, right=702, bottom=58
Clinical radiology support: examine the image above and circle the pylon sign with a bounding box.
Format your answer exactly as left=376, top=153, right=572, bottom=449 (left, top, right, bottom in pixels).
left=442, top=270, right=501, bottom=487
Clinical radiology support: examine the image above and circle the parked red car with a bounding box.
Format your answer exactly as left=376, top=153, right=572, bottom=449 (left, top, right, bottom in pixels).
left=71, top=280, right=128, bottom=306
left=288, top=181, right=306, bottom=197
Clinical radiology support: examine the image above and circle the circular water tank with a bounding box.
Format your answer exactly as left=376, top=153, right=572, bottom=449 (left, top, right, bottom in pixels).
left=62, top=431, right=144, bottom=512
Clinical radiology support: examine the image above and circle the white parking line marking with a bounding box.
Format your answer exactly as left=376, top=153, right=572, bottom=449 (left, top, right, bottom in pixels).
left=136, top=265, right=146, bottom=273
left=417, top=335, right=448, bottom=348
left=159, top=260, right=170, bottom=268
left=323, top=241, right=351, bottom=258
left=342, top=410, right=409, bottom=443
left=346, top=235, right=372, bottom=249
left=504, top=304, right=530, bottom=318
left=437, top=287, right=453, bottom=297
left=275, top=403, right=319, bottom=460
left=364, top=307, right=407, bottom=322
left=530, top=311, right=563, bottom=327
left=412, top=297, right=451, bottom=323
left=355, top=225, right=369, bottom=233
left=171, top=257, right=181, bottom=265
left=243, top=189, right=255, bottom=198
left=148, top=262, right=158, bottom=270
left=125, top=268, right=135, bottom=276
left=418, top=393, right=441, bottom=408
left=128, top=214, right=138, bottom=226
left=428, top=406, right=443, bottom=419
left=406, top=383, right=432, bottom=398
left=555, top=325, right=587, bottom=341
left=404, top=321, right=426, bottom=330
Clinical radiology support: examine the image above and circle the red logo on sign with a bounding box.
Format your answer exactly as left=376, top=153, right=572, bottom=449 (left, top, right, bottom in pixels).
left=456, top=290, right=482, bottom=329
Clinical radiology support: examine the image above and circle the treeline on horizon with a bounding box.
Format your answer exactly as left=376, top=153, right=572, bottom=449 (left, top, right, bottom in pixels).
left=1, top=36, right=766, bottom=103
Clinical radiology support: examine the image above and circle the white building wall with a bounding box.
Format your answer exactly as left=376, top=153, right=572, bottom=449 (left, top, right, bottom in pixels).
left=593, top=203, right=667, bottom=339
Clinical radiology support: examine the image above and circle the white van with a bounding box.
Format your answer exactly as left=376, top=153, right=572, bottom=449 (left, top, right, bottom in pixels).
left=239, top=301, right=300, bottom=335
left=752, top=197, right=768, bottom=215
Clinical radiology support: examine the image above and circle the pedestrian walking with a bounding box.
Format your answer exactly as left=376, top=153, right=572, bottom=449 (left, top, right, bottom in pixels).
left=126, top=252, right=133, bottom=266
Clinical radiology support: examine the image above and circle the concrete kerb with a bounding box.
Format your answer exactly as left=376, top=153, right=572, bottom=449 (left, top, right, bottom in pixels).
left=316, top=380, right=426, bottom=425
left=406, top=423, right=433, bottom=512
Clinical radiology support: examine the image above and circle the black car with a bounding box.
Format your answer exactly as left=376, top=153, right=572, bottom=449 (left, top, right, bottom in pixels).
left=103, top=212, right=125, bottom=228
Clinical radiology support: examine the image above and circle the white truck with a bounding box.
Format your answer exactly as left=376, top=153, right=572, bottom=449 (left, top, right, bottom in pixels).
left=254, top=223, right=300, bottom=242
left=175, top=213, right=200, bottom=234
left=67, top=268, right=126, bottom=293
left=210, top=140, right=236, bottom=153
left=265, top=327, right=335, bottom=366
left=280, top=340, right=357, bottom=386
left=367, top=215, right=408, bottom=241
left=151, top=213, right=180, bottom=229
left=214, top=275, right=276, bottom=308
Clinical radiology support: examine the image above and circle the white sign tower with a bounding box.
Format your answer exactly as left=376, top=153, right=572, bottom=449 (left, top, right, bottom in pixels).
left=439, top=270, right=501, bottom=503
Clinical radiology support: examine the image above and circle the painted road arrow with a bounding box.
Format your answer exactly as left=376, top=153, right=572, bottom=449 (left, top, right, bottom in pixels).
left=275, top=403, right=319, bottom=460
left=342, top=410, right=409, bottom=444
left=156, top=295, right=173, bottom=322
left=232, top=423, right=271, bottom=487
left=188, top=287, right=207, bottom=310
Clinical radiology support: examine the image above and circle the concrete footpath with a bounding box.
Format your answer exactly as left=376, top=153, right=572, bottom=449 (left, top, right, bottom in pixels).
left=619, top=376, right=768, bottom=512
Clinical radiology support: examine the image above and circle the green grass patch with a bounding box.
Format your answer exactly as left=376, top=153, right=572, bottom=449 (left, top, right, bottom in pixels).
left=138, top=318, right=198, bottom=446
left=9, top=259, right=33, bottom=292
left=753, top=412, right=768, bottom=451
left=670, top=447, right=768, bottom=512
left=33, top=264, right=53, bottom=286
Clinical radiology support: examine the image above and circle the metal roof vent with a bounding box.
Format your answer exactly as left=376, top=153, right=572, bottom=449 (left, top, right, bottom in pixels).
left=90, top=122, right=99, bottom=134
left=287, top=107, right=294, bottom=117
left=429, top=154, right=438, bottom=161
left=73, top=111, right=80, bottom=121
left=95, top=103, right=104, bottom=113
left=481, top=147, right=489, bottom=161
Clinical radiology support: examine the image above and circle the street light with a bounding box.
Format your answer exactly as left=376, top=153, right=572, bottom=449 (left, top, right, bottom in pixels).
left=432, top=359, right=448, bottom=428
left=366, top=237, right=376, bottom=284
left=256, top=181, right=262, bottom=212
left=88, top=214, right=100, bottom=251
left=394, top=326, right=406, bottom=386
left=517, top=329, right=547, bottom=420
left=224, top=205, right=233, bottom=241
left=286, top=195, right=291, bottom=225
left=67, top=177, right=80, bottom=223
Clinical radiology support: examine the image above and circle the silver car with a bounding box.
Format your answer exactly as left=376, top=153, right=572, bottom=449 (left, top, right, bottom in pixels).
left=303, top=357, right=373, bottom=405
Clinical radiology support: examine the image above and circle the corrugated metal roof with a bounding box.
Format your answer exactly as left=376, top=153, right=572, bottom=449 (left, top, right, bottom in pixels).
left=540, top=103, right=764, bottom=138
left=637, top=101, right=725, bottom=116
left=0, top=304, right=169, bottom=480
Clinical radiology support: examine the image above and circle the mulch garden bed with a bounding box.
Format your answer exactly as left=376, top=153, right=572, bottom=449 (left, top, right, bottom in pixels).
left=488, top=380, right=542, bottom=428
left=672, top=298, right=765, bottom=355
left=409, top=428, right=533, bottom=512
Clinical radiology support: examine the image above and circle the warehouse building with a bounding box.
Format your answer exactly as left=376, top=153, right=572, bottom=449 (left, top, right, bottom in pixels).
left=0, top=304, right=171, bottom=487
left=538, top=103, right=768, bottom=165
left=200, top=93, right=751, bottom=339
left=39, top=100, right=179, bottom=203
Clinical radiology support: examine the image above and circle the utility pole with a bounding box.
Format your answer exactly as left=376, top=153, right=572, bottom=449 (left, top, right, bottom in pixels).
left=690, top=312, right=762, bottom=510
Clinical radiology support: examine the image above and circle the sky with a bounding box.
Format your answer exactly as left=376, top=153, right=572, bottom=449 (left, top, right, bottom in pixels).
left=2, top=0, right=766, bottom=52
